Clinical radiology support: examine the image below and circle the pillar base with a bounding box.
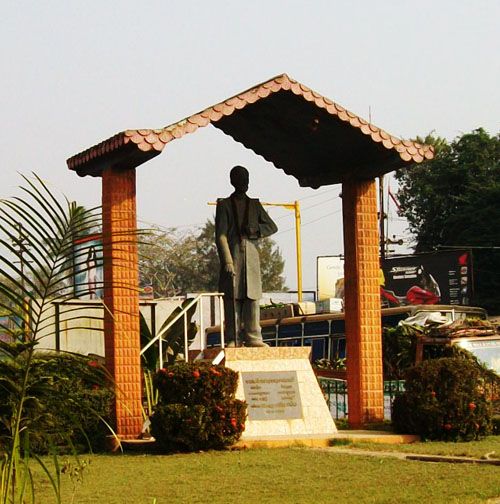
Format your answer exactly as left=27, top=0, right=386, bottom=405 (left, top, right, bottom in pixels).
left=105, top=435, right=157, bottom=453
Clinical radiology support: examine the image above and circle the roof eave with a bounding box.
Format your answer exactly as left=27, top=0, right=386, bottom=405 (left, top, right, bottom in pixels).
left=66, top=74, right=434, bottom=181
left=67, top=134, right=163, bottom=176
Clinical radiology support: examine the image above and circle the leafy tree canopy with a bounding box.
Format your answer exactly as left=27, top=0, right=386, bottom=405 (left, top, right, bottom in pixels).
left=139, top=219, right=287, bottom=297
left=395, top=128, right=500, bottom=312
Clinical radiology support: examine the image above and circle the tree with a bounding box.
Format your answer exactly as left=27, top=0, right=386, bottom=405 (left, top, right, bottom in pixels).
left=139, top=219, right=287, bottom=297
left=395, top=128, right=500, bottom=312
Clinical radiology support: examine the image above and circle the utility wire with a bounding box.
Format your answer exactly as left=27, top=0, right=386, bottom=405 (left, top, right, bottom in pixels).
left=138, top=189, right=339, bottom=232
left=301, top=196, right=340, bottom=212
left=296, top=188, right=336, bottom=201
left=274, top=209, right=342, bottom=236
left=271, top=195, right=341, bottom=221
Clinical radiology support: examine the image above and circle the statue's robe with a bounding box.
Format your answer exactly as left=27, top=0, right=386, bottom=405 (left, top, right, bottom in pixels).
left=215, top=195, right=278, bottom=301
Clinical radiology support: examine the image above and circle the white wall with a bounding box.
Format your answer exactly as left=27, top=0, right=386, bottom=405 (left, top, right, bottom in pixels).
left=35, top=298, right=186, bottom=357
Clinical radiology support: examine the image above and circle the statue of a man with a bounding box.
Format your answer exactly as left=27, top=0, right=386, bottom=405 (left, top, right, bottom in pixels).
left=215, top=165, right=278, bottom=347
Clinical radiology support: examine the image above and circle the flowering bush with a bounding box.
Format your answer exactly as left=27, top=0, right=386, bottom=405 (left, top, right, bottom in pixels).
left=392, top=356, right=496, bottom=441
left=0, top=348, right=114, bottom=453
left=151, top=362, right=246, bottom=452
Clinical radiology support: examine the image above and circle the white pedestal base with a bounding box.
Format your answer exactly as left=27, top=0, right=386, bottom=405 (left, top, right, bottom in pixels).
left=224, top=347, right=337, bottom=440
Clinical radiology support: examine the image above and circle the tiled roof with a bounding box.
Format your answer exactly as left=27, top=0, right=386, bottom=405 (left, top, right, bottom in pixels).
left=67, top=74, right=433, bottom=186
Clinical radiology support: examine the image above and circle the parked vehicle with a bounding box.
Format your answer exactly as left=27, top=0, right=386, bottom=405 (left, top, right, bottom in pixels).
left=206, top=304, right=498, bottom=374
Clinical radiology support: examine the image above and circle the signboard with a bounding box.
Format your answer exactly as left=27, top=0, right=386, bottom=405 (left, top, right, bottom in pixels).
left=317, top=250, right=473, bottom=308
left=316, top=256, right=344, bottom=301
left=73, top=235, right=104, bottom=299
left=241, top=371, right=302, bottom=420
left=381, top=250, right=472, bottom=307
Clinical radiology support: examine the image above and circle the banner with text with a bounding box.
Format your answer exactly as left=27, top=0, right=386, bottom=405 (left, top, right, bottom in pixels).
left=381, top=250, right=473, bottom=307
left=317, top=250, right=473, bottom=307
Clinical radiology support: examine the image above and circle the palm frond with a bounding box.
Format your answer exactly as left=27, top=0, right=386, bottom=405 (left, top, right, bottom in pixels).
left=0, top=174, right=109, bottom=502
left=0, top=177, right=103, bottom=341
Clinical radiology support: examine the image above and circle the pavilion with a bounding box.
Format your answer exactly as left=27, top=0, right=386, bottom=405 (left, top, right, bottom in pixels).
left=67, top=73, right=433, bottom=438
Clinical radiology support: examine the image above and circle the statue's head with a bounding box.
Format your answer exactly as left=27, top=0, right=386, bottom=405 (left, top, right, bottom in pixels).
left=230, top=165, right=249, bottom=193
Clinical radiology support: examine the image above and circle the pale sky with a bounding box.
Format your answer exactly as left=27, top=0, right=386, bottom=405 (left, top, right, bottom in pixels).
left=1, top=0, right=498, bottom=292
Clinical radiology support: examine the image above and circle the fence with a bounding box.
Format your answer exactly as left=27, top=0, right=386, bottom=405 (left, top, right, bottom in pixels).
left=318, top=378, right=406, bottom=421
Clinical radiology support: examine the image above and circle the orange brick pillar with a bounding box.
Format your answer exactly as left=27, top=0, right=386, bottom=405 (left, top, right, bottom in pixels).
left=342, top=179, right=384, bottom=427
left=102, top=166, right=143, bottom=439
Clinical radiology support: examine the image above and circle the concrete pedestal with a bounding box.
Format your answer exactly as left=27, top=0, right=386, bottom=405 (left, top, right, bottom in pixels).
left=224, top=347, right=337, bottom=442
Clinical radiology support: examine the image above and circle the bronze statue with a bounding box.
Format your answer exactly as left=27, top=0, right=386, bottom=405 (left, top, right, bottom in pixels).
left=215, top=166, right=278, bottom=347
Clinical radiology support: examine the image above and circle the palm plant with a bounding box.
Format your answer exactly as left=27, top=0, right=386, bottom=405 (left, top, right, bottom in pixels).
left=0, top=173, right=103, bottom=503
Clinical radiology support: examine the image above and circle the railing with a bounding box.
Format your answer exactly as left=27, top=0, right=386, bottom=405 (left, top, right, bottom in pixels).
left=319, top=378, right=348, bottom=420
left=140, top=292, right=225, bottom=369
left=318, top=377, right=406, bottom=421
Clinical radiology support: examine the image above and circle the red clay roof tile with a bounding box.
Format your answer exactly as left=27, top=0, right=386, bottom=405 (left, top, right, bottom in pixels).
left=67, top=73, right=434, bottom=183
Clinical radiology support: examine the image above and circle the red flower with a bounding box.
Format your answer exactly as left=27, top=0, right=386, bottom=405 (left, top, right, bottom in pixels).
left=430, top=391, right=436, bottom=398
left=88, top=360, right=99, bottom=368
left=230, top=417, right=237, bottom=428
left=240, top=423, right=245, bottom=430
left=159, top=368, right=167, bottom=374
left=192, top=370, right=201, bottom=379
left=468, top=402, right=476, bottom=411
left=168, top=372, right=174, bottom=378
left=443, top=423, right=452, bottom=430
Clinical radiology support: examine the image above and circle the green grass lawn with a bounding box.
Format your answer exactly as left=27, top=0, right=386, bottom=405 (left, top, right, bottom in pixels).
left=32, top=447, right=500, bottom=504
left=334, top=435, right=500, bottom=459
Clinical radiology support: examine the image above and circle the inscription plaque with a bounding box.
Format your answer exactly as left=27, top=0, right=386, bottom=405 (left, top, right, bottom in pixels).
left=241, top=371, right=302, bottom=420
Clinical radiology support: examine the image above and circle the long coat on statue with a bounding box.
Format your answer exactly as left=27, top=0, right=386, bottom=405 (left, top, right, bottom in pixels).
left=215, top=196, right=278, bottom=300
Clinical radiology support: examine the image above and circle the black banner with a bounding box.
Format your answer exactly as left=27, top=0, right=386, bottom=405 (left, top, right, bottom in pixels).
left=381, top=250, right=473, bottom=307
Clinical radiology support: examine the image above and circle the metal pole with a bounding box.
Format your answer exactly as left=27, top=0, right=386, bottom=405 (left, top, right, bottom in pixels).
left=151, top=303, right=157, bottom=343
left=210, top=295, right=215, bottom=326
left=183, top=312, right=188, bottom=362
left=232, top=275, right=239, bottom=347
left=379, top=175, right=386, bottom=261
left=54, top=302, right=61, bottom=351
left=159, top=336, right=163, bottom=370
left=14, top=224, right=30, bottom=340
left=294, top=201, right=303, bottom=302
left=199, top=296, right=205, bottom=352
left=17, top=224, right=26, bottom=294
left=219, top=294, right=225, bottom=348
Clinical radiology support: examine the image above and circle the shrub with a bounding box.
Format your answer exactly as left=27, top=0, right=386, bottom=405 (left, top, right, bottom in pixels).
left=151, top=362, right=246, bottom=452
left=382, top=325, right=420, bottom=379
left=392, top=356, right=496, bottom=441
left=0, top=348, right=114, bottom=453
left=32, top=352, right=114, bottom=452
